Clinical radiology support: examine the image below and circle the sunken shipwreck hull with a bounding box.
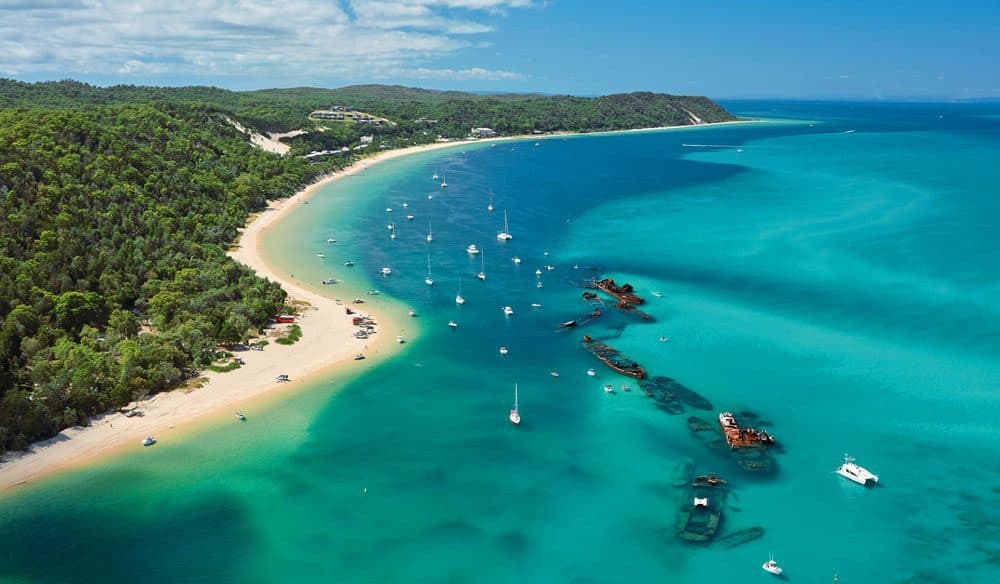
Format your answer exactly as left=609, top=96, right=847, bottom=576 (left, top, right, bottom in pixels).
left=638, top=376, right=713, bottom=415
left=687, top=416, right=779, bottom=475
left=581, top=338, right=647, bottom=380
left=676, top=474, right=728, bottom=543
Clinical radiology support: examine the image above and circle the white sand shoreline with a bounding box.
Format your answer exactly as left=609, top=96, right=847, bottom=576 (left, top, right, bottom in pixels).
left=0, top=119, right=751, bottom=494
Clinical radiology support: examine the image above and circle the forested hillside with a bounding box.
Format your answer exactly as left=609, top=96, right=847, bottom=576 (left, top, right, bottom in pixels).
left=0, top=80, right=736, bottom=453
left=0, top=103, right=340, bottom=452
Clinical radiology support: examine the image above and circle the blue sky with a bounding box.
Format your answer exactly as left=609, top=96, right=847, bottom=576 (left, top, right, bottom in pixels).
left=2, top=0, right=998, bottom=99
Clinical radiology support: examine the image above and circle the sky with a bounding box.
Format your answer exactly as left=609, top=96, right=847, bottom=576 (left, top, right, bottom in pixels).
left=1, top=0, right=998, bottom=99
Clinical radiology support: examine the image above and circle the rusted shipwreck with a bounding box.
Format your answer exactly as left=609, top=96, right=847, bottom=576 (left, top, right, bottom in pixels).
left=581, top=337, right=647, bottom=380
left=585, top=278, right=653, bottom=320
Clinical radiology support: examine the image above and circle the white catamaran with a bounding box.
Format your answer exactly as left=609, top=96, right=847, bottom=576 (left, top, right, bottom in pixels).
left=497, top=210, right=512, bottom=240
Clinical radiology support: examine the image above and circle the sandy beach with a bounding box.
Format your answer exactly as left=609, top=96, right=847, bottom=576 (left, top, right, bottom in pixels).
left=0, top=121, right=751, bottom=494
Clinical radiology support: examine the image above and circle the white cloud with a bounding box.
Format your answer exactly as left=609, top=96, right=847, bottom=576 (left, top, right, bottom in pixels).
left=0, top=0, right=535, bottom=82
left=396, top=66, right=525, bottom=80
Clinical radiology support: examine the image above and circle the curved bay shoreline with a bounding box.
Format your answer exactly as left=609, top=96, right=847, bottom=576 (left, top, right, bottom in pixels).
left=0, top=120, right=754, bottom=494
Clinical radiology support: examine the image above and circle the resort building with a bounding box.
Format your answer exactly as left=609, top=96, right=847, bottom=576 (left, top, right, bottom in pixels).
left=471, top=127, right=497, bottom=138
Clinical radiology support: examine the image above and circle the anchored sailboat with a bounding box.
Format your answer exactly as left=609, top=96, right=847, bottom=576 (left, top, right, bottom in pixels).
left=456, top=276, right=465, bottom=304
left=509, top=384, right=521, bottom=425
left=487, top=189, right=495, bottom=212
left=424, top=252, right=434, bottom=286
left=497, top=210, right=512, bottom=240
left=476, top=250, right=486, bottom=281
left=426, top=221, right=433, bottom=243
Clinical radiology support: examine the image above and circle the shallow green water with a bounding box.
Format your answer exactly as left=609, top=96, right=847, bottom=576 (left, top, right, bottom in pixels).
left=2, top=102, right=998, bottom=583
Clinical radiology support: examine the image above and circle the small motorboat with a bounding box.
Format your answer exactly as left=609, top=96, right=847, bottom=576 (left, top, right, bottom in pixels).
left=235, top=412, right=247, bottom=421
left=385, top=207, right=393, bottom=213
left=512, top=257, right=521, bottom=264
left=621, top=384, right=631, bottom=392
left=408, top=309, right=416, bottom=317
left=603, top=384, right=615, bottom=394
left=467, top=244, right=480, bottom=255
left=316, top=252, right=325, bottom=258
left=343, top=260, right=355, bottom=267
left=396, top=335, right=406, bottom=344
left=380, top=267, right=392, bottom=276
left=659, top=336, right=670, bottom=343
left=499, top=346, right=509, bottom=355
left=142, top=436, right=156, bottom=447
left=561, top=320, right=577, bottom=328
left=354, top=354, right=366, bottom=360
left=652, top=291, right=663, bottom=298
left=402, top=202, right=409, bottom=208
left=587, top=369, right=596, bottom=377
left=530, top=303, right=542, bottom=308
left=407, top=214, right=415, bottom=221
left=836, top=455, right=879, bottom=486
left=545, top=265, right=555, bottom=271
left=503, top=306, right=514, bottom=316
left=448, top=320, right=458, bottom=328
left=762, top=555, right=783, bottom=576
left=322, top=277, right=338, bottom=285
left=550, top=371, right=559, bottom=377
left=367, top=289, right=380, bottom=295
left=536, top=282, right=543, bottom=288
left=327, top=238, right=337, bottom=243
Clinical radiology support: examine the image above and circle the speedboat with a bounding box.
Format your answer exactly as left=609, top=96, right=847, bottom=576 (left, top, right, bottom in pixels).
left=587, top=369, right=596, bottom=377
left=380, top=267, right=392, bottom=276
left=396, top=335, right=405, bottom=344
left=550, top=371, right=559, bottom=377
left=503, top=306, right=514, bottom=316
left=762, top=555, right=783, bottom=576
left=448, top=320, right=458, bottom=328
left=603, top=384, right=615, bottom=393
left=545, top=265, right=555, bottom=271
left=235, top=412, right=247, bottom=421
left=142, top=436, right=156, bottom=447
left=836, top=455, right=879, bottom=486
left=343, top=260, right=355, bottom=267
left=466, top=244, right=480, bottom=254
left=499, top=346, right=509, bottom=355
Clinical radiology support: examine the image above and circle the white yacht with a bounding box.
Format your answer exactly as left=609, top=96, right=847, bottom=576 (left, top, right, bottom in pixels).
left=455, top=276, right=466, bottom=305
left=530, top=303, right=542, bottom=308
left=509, top=384, right=521, bottom=425
left=836, top=455, right=879, bottom=486
left=503, top=306, right=514, bottom=316
left=762, top=555, right=783, bottom=576
left=496, top=210, right=513, bottom=241
left=380, top=266, right=392, bottom=276
left=550, top=371, right=559, bottom=377
left=466, top=244, right=480, bottom=255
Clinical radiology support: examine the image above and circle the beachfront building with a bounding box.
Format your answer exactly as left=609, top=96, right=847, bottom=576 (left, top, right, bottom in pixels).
left=360, top=135, right=374, bottom=145
left=471, top=127, right=497, bottom=138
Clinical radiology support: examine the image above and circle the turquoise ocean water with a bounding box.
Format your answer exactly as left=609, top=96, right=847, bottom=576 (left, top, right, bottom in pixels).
left=1, top=102, right=998, bottom=583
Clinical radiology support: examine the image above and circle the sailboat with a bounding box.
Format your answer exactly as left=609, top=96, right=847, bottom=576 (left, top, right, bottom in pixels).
left=440, top=174, right=448, bottom=188
left=432, top=168, right=439, bottom=180
left=476, top=251, right=486, bottom=281
left=426, top=221, right=433, bottom=243
left=509, top=384, right=521, bottom=425
left=424, top=252, right=434, bottom=286
left=456, top=276, right=466, bottom=305
left=487, top=189, right=495, bottom=212
left=496, top=210, right=512, bottom=240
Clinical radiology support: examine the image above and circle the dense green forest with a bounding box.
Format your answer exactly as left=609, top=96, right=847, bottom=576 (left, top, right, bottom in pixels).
left=0, top=80, right=736, bottom=453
